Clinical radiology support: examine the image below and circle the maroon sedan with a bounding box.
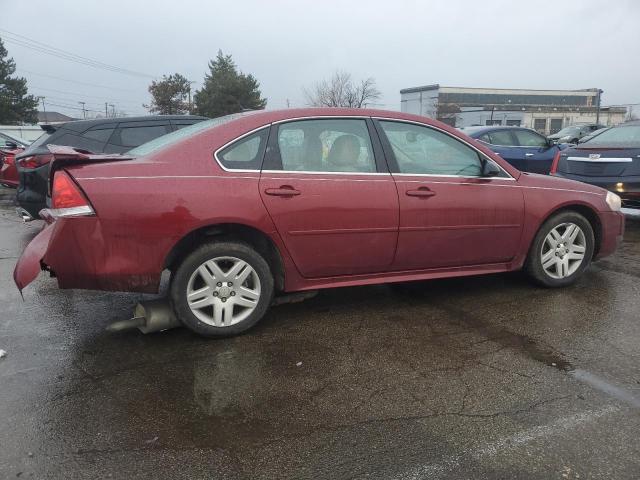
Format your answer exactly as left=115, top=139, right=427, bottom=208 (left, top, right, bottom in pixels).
left=14, top=109, right=624, bottom=337
left=0, top=133, right=28, bottom=188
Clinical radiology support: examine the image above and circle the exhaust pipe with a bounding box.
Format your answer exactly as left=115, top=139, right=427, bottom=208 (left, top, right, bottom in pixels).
left=106, top=299, right=182, bottom=334
left=16, top=207, right=34, bottom=222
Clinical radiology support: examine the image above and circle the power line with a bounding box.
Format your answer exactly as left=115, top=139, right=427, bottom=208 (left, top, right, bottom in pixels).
left=17, top=68, right=143, bottom=93
left=30, top=85, right=143, bottom=107
left=1, top=28, right=156, bottom=79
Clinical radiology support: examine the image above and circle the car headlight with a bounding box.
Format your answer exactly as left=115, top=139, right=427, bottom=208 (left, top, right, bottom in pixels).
left=606, top=191, right=622, bottom=211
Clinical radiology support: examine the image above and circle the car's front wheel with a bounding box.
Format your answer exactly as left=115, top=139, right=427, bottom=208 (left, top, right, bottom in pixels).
left=170, top=241, right=274, bottom=337
left=525, top=211, right=595, bottom=287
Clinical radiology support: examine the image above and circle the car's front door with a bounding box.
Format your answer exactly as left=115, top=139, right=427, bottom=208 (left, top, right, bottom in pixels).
left=511, top=129, right=557, bottom=174
left=259, top=118, right=399, bottom=278
left=375, top=120, right=524, bottom=270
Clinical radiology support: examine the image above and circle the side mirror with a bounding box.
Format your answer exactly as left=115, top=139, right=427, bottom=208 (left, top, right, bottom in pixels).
left=546, top=138, right=555, bottom=148
left=482, top=160, right=501, bottom=177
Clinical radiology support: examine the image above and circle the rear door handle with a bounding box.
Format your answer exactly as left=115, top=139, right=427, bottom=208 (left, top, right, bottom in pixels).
left=406, top=187, right=436, bottom=198
left=525, top=153, right=534, bottom=157
left=264, top=186, right=301, bottom=196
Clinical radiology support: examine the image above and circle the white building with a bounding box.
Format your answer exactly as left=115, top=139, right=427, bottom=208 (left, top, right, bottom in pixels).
left=400, top=84, right=627, bottom=134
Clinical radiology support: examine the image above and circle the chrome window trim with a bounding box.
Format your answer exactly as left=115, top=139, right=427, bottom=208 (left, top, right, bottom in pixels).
left=261, top=170, right=389, bottom=176
left=372, top=116, right=516, bottom=180
left=392, top=172, right=516, bottom=181
left=213, top=125, right=270, bottom=173
left=567, top=156, right=633, bottom=163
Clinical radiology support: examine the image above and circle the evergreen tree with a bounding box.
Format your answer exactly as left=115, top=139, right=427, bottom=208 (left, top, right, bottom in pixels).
left=146, top=73, right=192, bottom=114
left=194, top=51, right=266, bottom=118
left=0, top=37, right=39, bottom=125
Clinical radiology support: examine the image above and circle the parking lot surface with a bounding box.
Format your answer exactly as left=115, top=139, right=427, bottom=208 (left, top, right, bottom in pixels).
left=1, top=185, right=639, bottom=479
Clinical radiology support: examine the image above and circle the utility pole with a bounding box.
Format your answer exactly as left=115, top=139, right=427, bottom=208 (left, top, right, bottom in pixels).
left=38, top=96, right=46, bottom=122
left=286, top=98, right=290, bottom=108
left=109, top=104, right=115, bottom=118
left=105, top=102, right=108, bottom=117
left=595, top=89, right=603, bottom=125
left=78, top=101, right=86, bottom=119
left=188, top=81, right=196, bottom=114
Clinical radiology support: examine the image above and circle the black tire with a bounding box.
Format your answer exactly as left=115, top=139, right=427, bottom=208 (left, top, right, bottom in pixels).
left=571, top=138, right=579, bottom=144
left=525, top=211, right=595, bottom=288
left=170, top=241, right=274, bottom=337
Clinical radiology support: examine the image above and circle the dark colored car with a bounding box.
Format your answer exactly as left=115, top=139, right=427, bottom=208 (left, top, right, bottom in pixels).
left=14, top=108, right=624, bottom=338
left=551, top=121, right=640, bottom=209
left=0, top=132, right=29, bottom=188
left=548, top=124, right=605, bottom=144
left=460, top=126, right=566, bottom=174
left=15, top=115, right=208, bottom=220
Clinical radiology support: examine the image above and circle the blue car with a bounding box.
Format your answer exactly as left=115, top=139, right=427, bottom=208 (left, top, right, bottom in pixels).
left=459, top=126, right=568, bottom=174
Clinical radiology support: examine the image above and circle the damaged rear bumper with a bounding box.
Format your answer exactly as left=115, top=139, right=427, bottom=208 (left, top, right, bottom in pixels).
left=14, top=215, right=163, bottom=294
left=13, top=222, right=55, bottom=292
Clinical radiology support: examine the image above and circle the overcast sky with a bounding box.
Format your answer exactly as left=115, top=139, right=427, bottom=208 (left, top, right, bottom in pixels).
left=2, top=0, right=639, bottom=118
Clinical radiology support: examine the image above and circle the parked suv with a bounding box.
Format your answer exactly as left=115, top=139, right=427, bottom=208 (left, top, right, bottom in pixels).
left=548, top=124, right=604, bottom=144
left=15, top=115, right=208, bottom=220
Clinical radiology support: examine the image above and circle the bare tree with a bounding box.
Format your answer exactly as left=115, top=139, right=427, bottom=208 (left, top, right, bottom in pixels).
left=304, top=71, right=381, bottom=108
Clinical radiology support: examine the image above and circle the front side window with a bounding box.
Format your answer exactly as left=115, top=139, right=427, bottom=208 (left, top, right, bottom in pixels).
left=217, top=128, right=269, bottom=170
left=379, top=121, right=483, bottom=176
left=513, top=129, right=547, bottom=147
left=487, top=130, right=516, bottom=146
left=274, top=119, right=376, bottom=173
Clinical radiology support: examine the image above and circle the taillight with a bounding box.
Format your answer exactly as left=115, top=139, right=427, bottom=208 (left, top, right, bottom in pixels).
left=49, top=170, right=94, bottom=217
left=17, top=154, right=53, bottom=169
left=549, top=151, right=561, bottom=175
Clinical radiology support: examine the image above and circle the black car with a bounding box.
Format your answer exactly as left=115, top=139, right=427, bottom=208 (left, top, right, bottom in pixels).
left=16, top=115, right=208, bottom=220
left=551, top=121, right=640, bottom=209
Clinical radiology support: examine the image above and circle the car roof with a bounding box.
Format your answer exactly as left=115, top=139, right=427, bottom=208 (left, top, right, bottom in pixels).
left=50, top=114, right=209, bottom=133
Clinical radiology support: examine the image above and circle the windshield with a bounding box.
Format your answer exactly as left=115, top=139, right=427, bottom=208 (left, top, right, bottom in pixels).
left=583, top=125, right=640, bottom=147
left=128, top=111, right=261, bottom=156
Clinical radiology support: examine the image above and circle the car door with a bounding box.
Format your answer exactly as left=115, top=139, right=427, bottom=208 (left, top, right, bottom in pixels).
left=259, top=117, right=399, bottom=278
left=479, top=129, right=526, bottom=170
left=511, top=129, right=557, bottom=174
left=374, top=119, right=524, bottom=270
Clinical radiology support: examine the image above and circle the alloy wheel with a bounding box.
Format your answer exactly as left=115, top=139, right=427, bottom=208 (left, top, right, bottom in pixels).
left=540, top=222, right=587, bottom=279
left=186, top=256, right=261, bottom=327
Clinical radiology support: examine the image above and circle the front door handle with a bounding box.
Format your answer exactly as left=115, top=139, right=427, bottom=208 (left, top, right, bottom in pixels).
left=406, top=187, right=436, bottom=198
left=264, top=186, right=301, bottom=196
left=525, top=153, right=534, bottom=157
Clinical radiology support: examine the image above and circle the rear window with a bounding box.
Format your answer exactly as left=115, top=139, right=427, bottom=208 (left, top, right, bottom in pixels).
left=118, top=125, right=169, bottom=148
left=128, top=111, right=261, bottom=156
left=20, top=131, right=53, bottom=155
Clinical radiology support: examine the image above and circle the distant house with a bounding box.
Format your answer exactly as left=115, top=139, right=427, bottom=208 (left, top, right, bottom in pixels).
left=37, top=111, right=77, bottom=123
left=400, top=84, right=627, bottom=134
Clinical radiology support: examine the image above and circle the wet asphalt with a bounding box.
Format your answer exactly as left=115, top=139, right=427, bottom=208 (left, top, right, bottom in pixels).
left=0, top=185, right=639, bottom=479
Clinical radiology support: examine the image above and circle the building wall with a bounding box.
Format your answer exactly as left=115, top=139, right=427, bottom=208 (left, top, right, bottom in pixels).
left=400, top=88, right=439, bottom=117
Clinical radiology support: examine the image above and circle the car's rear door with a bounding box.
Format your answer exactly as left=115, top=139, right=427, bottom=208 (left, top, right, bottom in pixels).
left=259, top=117, right=399, bottom=278
left=375, top=119, right=524, bottom=270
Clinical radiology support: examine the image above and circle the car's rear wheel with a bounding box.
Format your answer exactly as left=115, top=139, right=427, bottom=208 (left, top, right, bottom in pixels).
left=525, top=211, right=595, bottom=287
left=170, top=241, right=274, bottom=337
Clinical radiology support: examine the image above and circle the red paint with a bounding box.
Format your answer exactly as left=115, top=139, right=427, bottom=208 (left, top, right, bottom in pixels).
left=13, top=108, right=624, bottom=294
left=0, top=146, right=23, bottom=187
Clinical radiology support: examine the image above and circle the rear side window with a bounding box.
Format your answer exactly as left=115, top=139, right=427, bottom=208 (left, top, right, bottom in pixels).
left=83, top=126, right=115, bottom=143
left=117, top=125, right=170, bottom=148
left=216, top=127, right=269, bottom=170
